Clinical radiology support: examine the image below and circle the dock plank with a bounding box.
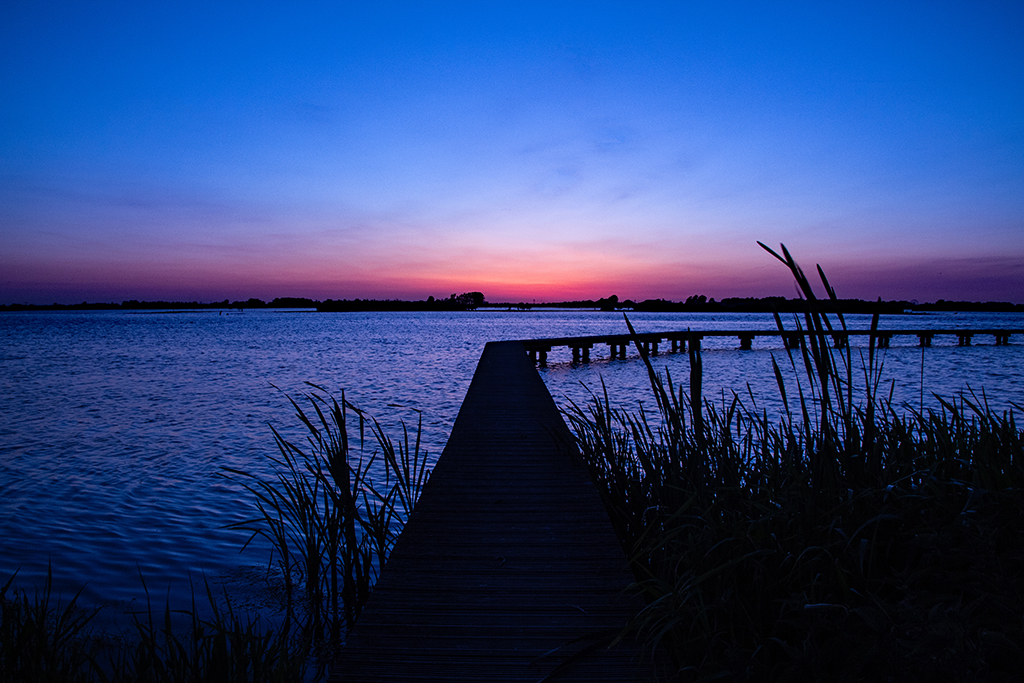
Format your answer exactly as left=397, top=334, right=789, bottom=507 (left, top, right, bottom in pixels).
left=331, top=341, right=655, bottom=682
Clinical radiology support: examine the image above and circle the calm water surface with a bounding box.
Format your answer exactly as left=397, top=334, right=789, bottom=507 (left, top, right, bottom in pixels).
left=1, top=309, right=1021, bottom=623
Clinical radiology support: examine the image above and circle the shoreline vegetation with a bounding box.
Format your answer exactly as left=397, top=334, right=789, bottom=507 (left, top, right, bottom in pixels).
left=2, top=292, right=1024, bottom=313
left=2, top=247, right=1023, bottom=681
left=568, top=245, right=1024, bottom=681
left=1, top=387, right=430, bottom=682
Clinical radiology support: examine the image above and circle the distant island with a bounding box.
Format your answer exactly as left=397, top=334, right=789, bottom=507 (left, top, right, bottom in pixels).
left=3, top=291, right=1023, bottom=313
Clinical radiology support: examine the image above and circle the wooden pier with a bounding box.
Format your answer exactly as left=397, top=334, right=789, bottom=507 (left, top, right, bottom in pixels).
left=331, top=341, right=655, bottom=682
left=520, top=328, right=1024, bottom=366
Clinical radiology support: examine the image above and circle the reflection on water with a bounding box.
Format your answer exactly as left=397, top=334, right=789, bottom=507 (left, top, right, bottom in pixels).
left=0, top=308, right=1021, bottom=621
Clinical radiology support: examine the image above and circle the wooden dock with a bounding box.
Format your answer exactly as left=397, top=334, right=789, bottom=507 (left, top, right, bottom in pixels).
left=331, top=341, right=655, bottom=682
left=520, top=328, right=1024, bottom=365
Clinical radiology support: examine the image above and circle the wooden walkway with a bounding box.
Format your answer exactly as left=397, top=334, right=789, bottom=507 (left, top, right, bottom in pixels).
left=331, top=341, right=655, bottom=682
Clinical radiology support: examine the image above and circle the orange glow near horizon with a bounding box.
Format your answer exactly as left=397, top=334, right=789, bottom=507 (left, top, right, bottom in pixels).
left=7, top=235, right=1021, bottom=305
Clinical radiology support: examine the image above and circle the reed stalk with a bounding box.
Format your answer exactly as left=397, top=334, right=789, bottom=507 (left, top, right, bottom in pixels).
left=0, top=566, right=100, bottom=682
left=567, top=245, right=1024, bottom=681
left=2, top=388, right=429, bottom=682
left=221, top=384, right=430, bottom=655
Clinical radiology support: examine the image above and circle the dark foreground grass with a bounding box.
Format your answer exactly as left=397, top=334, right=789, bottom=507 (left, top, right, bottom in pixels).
left=567, top=246, right=1024, bottom=682
left=2, top=567, right=313, bottom=683
left=0, top=386, right=429, bottom=682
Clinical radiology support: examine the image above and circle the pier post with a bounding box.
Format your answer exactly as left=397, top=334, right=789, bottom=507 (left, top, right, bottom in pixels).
left=518, top=326, right=1020, bottom=373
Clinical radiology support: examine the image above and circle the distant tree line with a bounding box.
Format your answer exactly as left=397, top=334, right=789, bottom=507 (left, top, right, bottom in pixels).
left=317, top=292, right=486, bottom=312
left=630, top=296, right=1024, bottom=314
left=2, top=293, right=1022, bottom=313
left=0, top=297, right=320, bottom=311
left=520, top=295, right=1024, bottom=314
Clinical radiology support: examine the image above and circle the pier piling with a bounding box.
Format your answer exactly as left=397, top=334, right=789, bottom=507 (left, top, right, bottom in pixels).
left=519, top=328, right=1020, bottom=366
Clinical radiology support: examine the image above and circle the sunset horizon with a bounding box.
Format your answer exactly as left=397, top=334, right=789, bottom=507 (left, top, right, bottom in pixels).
left=3, top=2, right=1022, bottom=306
left=3, top=246, right=1022, bottom=307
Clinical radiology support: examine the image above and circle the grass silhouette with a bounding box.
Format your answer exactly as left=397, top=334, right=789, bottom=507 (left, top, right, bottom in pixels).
left=566, top=245, right=1024, bottom=681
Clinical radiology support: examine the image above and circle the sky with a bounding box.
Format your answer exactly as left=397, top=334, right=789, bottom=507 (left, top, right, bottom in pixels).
left=1, top=1, right=1022, bottom=305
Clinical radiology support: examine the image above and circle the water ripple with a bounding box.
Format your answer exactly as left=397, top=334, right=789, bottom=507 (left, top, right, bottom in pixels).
left=0, top=309, right=1021, bottom=621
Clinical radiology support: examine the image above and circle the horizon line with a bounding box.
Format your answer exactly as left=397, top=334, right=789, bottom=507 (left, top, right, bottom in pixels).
left=4, top=293, right=1024, bottom=310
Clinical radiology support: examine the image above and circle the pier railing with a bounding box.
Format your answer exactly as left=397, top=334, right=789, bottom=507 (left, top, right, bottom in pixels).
left=519, top=328, right=1024, bottom=365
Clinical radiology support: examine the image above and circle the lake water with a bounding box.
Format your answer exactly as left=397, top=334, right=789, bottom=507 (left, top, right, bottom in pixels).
left=1, top=308, right=1021, bottom=624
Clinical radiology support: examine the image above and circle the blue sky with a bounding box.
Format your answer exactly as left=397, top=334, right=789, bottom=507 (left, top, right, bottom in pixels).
left=2, top=1, right=1022, bottom=303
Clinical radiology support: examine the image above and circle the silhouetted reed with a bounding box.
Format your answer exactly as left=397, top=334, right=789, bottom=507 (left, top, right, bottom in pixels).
left=222, top=384, right=429, bottom=651
left=1, top=387, right=429, bottom=682
left=1, top=566, right=100, bottom=682
left=110, top=573, right=309, bottom=682
left=567, top=245, right=1024, bottom=681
